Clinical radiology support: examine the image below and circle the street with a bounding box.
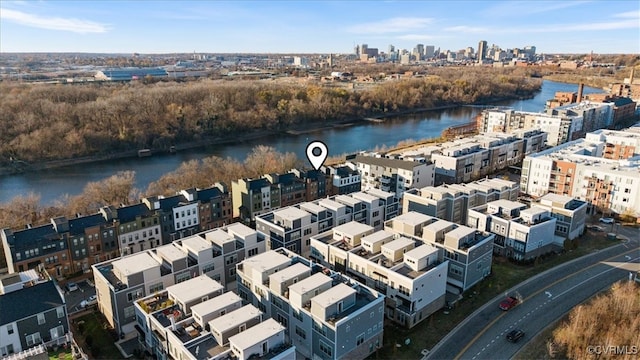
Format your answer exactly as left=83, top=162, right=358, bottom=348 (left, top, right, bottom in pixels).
left=427, top=230, right=640, bottom=360
left=64, top=279, right=96, bottom=313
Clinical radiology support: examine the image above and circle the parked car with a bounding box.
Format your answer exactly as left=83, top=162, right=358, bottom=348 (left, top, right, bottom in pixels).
left=587, top=225, right=604, bottom=232
left=499, top=296, right=519, bottom=311
left=80, top=295, right=97, bottom=308
left=506, top=329, right=525, bottom=342
left=599, top=217, right=615, bottom=224
left=65, top=282, right=79, bottom=292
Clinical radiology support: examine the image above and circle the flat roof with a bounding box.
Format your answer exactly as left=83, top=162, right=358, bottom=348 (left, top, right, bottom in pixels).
left=180, top=236, right=212, bottom=254
left=335, top=195, right=361, bottom=207
left=311, top=283, right=356, bottom=308
left=156, top=244, right=186, bottom=262
left=112, top=252, right=159, bottom=275
left=191, top=292, right=241, bottom=318
left=299, top=202, right=325, bottom=214
left=167, top=276, right=223, bottom=302
left=209, top=304, right=261, bottom=333
left=318, top=198, right=345, bottom=210
left=350, top=192, right=378, bottom=203
left=333, top=221, right=374, bottom=236
left=404, top=244, right=438, bottom=259
left=392, top=211, right=434, bottom=226
left=366, top=188, right=395, bottom=199
left=288, top=272, right=332, bottom=295
left=489, top=199, right=526, bottom=210
left=241, top=250, right=290, bottom=273
left=445, top=225, right=476, bottom=239
left=205, top=229, right=234, bottom=245
left=228, top=318, right=284, bottom=350
left=521, top=206, right=548, bottom=217
left=382, top=237, right=415, bottom=252
left=423, top=219, right=456, bottom=233
left=361, top=230, right=395, bottom=245
left=274, top=207, right=310, bottom=221
left=269, top=262, right=309, bottom=285
left=540, top=193, right=572, bottom=204
left=225, top=223, right=255, bottom=238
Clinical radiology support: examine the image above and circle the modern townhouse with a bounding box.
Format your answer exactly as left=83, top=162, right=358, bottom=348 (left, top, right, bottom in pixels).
left=521, top=133, right=640, bottom=217
left=105, top=203, right=162, bottom=256
left=227, top=318, right=295, bottom=360
left=322, top=165, right=362, bottom=196
left=232, top=178, right=281, bottom=222
left=334, top=195, right=369, bottom=225
left=256, top=206, right=318, bottom=257
left=548, top=101, right=614, bottom=134
left=534, top=193, right=587, bottom=241
left=0, top=268, right=70, bottom=359
left=187, top=184, right=233, bottom=231
left=290, top=168, right=330, bottom=201
left=317, top=198, right=352, bottom=227
left=513, top=129, right=548, bottom=155
left=94, top=223, right=263, bottom=336
left=350, top=192, right=386, bottom=230
left=468, top=200, right=557, bottom=261
left=1, top=224, right=72, bottom=279
left=365, top=188, right=399, bottom=221
left=309, top=221, right=375, bottom=272
left=351, top=154, right=434, bottom=196
left=133, top=276, right=239, bottom=360
left=402, top=178, right=520, bottom=225
left=236, top=248, right=385, bottom=360
left=143, top=193, right=200, bottom=242
left=265, top=173, right=307, bottom=208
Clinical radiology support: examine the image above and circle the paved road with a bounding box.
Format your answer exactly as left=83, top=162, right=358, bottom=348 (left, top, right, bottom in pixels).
left=427, top=227, right=639, bottom=360
left=64, top=279, right=96, bottom=313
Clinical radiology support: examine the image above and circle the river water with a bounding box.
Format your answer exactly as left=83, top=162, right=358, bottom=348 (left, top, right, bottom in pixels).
left=0, top=80, right=603, bottom=204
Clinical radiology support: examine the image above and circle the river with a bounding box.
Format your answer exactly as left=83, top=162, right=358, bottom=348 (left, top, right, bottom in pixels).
left=0, top=80, right=603, bottom=204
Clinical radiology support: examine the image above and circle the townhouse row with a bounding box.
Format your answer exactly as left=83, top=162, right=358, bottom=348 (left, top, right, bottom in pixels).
left=521, top=125, right=640, bottom=216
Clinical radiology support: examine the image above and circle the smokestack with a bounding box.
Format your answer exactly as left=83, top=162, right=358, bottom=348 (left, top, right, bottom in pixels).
left=630, top=68, right=635, bottom=85
left=577, top=83, right=584, bottom=103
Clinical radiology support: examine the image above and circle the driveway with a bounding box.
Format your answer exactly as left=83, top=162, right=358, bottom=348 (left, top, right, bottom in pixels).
left=64, top=279, right=96, bottom=313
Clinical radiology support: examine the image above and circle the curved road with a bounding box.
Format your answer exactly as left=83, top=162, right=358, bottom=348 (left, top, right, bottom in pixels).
left=427, top=226, right=639, bottom=360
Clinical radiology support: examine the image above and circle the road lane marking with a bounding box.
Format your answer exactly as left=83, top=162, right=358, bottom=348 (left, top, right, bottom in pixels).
left=453, top=248, right=639, bottom=360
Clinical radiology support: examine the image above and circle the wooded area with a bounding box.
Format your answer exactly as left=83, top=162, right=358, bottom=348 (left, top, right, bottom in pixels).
left=0, top=67, right=541, bottom=165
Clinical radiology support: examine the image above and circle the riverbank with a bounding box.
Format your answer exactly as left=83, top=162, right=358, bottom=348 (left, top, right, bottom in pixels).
left=0, top=102, right=505, bottom=177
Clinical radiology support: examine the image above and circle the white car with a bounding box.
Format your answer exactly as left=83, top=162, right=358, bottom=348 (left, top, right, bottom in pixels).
left=80, top=295, right=98, bottom=308
left=599, top=217, right=615, bottom=224
left=65, top=282, right=79, bottom=292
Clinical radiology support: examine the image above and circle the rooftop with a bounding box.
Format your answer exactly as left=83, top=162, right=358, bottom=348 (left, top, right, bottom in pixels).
left=167, top=276, right=223, bottom=303
left=226, top=223, right=256, bottom=238
left=382, top=237, right=415, bottom=252
left=179, top=235, right=212, bottom=254
left=317, top=198, right=344, bottom=211
left=311, top=283, right=356, bottom=309
left=274, top=207, right=311, bottom=222
left=112, top=252, right=159, bottom=277
left=391, top=212, right=435, bottom=227
left=191, top=292, right=241, bottom=319
left=228, top=318, right=284, bottom=351
left=185, top=334, right=226, bottom=360
left=0, top=281, right=64, bottom=325
left=268, top=262, right=309, bottom=285
left=333, top=221, right=374, bottom=236
left=239, top=251, right=290, bottom=274
left=155, top=243, right=186, bottom=263
left=298, top=202, right=326, bottom=214
left=288, top=272, right=331, bottom=296
left=209, top=304, right=261, bottom=334
left=354, top=154, right=423, bottom=170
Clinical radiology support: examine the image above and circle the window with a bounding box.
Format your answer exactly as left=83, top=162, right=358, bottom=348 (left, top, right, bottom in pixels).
left=295, top=326, right=306, bottom=339
left=356, top=333, right=365, bottom=345
left=176, top=272, right=191, bottom=283
left=7, top=324, right=13, bottom=334
left=124, top=306, right=135, bottom=319
left=37, top=313, right=45, bottom=325
left=319, top=340, right=332, bottom=357
left=248, top=248, right=258, bottom=257
left=57, top=307, right=64, bottom=318
left=202, top=263, right=215, bottom=274
left=149, top=282, right=163, bottom=294
left=229, top=268, right=236, bottom=277
left=25, top=332, right=41, bottom=347
left=127, top=290, right=143, bottom=302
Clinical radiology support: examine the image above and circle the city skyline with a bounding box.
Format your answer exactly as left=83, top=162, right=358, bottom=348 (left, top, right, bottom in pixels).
left=0, top=1, right=639, bottom=55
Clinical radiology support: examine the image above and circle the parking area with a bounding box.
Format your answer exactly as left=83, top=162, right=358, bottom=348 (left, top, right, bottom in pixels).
left=64, top=279, right=96, bottom=313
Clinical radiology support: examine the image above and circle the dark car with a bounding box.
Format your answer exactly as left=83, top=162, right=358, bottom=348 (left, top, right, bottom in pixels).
left=506, top=329, right=525, bottom=342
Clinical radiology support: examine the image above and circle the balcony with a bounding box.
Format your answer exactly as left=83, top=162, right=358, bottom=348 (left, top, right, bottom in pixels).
left=380, top=177, right=391, bottom=185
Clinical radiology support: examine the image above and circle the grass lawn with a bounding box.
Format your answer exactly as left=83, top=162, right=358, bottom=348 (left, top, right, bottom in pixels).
left=368, top=231, right=620, bottom=360
left=72, top=312, right=124, bottom=360
left=48, top=347, right=73, bottom=360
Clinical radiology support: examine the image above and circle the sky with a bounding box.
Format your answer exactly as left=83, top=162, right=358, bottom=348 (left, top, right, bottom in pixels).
left=1, top=1, right=639, bottom=54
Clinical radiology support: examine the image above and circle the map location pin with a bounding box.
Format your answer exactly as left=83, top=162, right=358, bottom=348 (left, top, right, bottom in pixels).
left=306, top=141, right=328, bottom=171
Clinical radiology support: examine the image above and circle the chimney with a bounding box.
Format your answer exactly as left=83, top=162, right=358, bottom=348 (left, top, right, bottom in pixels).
left=577, top=83, right=584, bottom=103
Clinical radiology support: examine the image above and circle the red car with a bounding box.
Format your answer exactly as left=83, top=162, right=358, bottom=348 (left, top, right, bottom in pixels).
left=499, top=296, right=519, bottom=311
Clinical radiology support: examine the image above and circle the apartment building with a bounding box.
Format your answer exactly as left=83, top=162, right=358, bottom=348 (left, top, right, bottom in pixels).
left=548, top=101, right=614, bottom=135
left=384, top=212, right=494, bottom=294
left=310, top=224, right=448, bottom=329
left=521, top=134, right=640, bottom=216
left=0, top=268, right=70, bottom=359
left=256, top=206, right=318, bottom=257
left=232, top=178, right=281, bottom=222
left=467, top=200, right=557, bottom=261
left=351, top=154, right=434, bottom=195
left=585, top=129, right=640, bottom=160
left=290, top=168, right=330, bottom=200
left=478, top=108, right=583, bottom=146
left=402, top=177, right=520, bottom=225
left=535, top=194, right=587, bottom=241
left=265, top=173, right=307, bottom=208
left=93, top=223, right=261, bottom=336
left=236, top=248, right=385, bottom=360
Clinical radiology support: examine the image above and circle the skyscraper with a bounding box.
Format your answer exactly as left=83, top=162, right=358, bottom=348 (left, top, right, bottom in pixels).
left=478, top=40, right=487, bottom=63
left=425, top=45, right=435, bottom=59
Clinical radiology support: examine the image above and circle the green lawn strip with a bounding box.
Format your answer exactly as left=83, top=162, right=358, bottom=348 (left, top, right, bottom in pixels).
left=48, top=347, right=73, bottom=360
left=73, top=313, right=123, bottom=359
left=369, top=232, right=619, bottom=359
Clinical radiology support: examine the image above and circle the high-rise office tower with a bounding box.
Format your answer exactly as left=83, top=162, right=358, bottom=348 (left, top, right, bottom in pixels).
left=425, top=45, right=435, bottom=59
left=478, top=40, right=487, bottom=63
